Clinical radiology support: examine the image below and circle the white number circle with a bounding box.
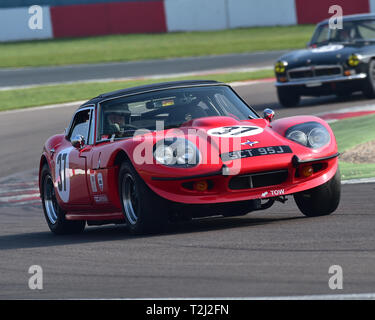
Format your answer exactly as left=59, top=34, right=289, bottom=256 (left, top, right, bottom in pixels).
left=207, top=125, right=264, bottom=138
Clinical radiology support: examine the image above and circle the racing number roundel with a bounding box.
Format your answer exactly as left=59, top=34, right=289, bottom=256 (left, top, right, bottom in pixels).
left=207, top=125, right=263, bottom=138
left=55, top=147, right=73, bottom=203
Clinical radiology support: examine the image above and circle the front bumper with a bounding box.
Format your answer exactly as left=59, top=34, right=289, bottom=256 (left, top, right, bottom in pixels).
left=144, top=153, right=340, bottom=204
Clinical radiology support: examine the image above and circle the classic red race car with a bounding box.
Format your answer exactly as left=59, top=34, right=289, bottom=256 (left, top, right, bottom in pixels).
left=39, top=80, right=340, bottom=234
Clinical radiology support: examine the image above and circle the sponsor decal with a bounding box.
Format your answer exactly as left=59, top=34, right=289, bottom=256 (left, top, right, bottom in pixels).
left=97, top=173, right=104, bottom=192
left=94, top=195, right=108, bottom=203
left=241, top=140, right=259, bottom=147
left=207, top=125, right=264, bottom=138
left=261, top=189, right=285, bottom=198
left=311, top=44, right=343, bottom=53
left=90, top=174, right=97, bottom=193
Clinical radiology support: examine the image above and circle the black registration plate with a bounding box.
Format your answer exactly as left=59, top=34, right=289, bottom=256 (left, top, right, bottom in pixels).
left=221, top=145, right=293, bottom=162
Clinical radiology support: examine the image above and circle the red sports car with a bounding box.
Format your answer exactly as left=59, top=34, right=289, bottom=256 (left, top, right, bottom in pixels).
left=39, top=80, right=340, bottom=234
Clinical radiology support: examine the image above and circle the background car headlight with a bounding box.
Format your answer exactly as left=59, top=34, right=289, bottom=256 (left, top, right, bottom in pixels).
left=348, top=54, right=361, bottom=67
left=275, top=61, right=288, bottom=74
left=286, top=122, right=330, bottom=149
left=153, top=138, right=200, bottom=167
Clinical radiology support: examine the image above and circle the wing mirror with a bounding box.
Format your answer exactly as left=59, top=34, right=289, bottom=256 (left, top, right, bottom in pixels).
left=263, top=108, right=275, bottom=122
left=71, top=135, right=85, bottom=149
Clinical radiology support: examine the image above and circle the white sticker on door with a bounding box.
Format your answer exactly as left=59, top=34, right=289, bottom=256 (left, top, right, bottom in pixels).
left=55, top=147, right=73, bottom=203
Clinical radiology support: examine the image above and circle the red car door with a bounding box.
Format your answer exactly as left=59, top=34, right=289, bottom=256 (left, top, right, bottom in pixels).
left=54, top=108, right=94, bottom=208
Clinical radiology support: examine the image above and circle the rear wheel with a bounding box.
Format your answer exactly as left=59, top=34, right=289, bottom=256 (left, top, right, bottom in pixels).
left=362, top=60, right=375, bottom=99
left=277, top=87, right=301, bottom=107
left=119, top=161, right=168, bottom=234
left=40, top=164, right=85, bottom=234
left=294, top=169, right=341, bottom=217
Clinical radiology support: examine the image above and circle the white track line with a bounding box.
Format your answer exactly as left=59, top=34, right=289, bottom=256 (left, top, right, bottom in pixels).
left=90, top=292, right=375, bottom=300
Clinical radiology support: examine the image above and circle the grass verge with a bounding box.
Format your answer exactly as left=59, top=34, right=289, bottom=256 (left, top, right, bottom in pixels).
left=329, top=114, right=375, bottom=180
left=0, top=69, right=273, bottom=112
left=0, top=25, right=314, bottom=68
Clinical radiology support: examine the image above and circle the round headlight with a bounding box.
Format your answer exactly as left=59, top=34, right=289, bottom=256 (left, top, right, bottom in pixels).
left=275, top=61, right=288, bottom=74
left=348, top=54, right=361, bottom=67
left=154, top=145, right=174, bottom=165
left=285, top=122, right=331, bottom=149
left=308, top=127, right=331, bottom=149
left=154, top=138, right=200, bottom=167
left=286, top=130, right=308, bottom=146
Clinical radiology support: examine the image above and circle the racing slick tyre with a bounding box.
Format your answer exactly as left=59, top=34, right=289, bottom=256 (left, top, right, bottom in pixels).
left=277, top=87, right=301, bottom=107
left=40, top=164, right=86, bottom=235
left=119, top=161, right=168, bottom=234
left=362, top=59, right=375, bottom=99
left=294, top=169, right=341, bottom=217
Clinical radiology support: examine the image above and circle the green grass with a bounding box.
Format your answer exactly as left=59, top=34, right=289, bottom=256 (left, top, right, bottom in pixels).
left=329, top=114, right=375, bottom=151
left=0, top=69, right=273, bottom=111
left=329, top=114, right=375, bottom=180
left=339, top=162, right=375, bottom=180
left=0, top=25, right=315, bottom=68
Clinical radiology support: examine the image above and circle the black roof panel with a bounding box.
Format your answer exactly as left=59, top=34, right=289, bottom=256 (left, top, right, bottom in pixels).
left=79, top=80, right=222, bottom=108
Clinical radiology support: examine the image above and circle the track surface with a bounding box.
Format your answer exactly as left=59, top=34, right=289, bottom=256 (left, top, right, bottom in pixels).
left=0, top=51, right=285, bottom=88
left=1, top=80, right=375, bottom=299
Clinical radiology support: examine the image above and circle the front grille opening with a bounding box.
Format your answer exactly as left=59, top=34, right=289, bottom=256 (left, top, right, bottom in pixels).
left=290, top=70, right=313, bottom=79
left=315, top=67, right=341, bottom=77
left=289, top=66, right=342, bottom=80
left=229, top=170, right=288, bottom=190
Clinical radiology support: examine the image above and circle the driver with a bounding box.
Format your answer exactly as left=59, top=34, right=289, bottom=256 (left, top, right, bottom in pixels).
left=103, top=110, right=128, bottom=138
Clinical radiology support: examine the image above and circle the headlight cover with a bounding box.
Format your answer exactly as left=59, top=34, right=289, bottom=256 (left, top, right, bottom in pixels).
left=348, top=53, right=362, bottom=67
left=275, top=60, right=288, bottom=74
left=285, top=122, right=331, bottom=149
left=153, top=138, right=200, bottom=167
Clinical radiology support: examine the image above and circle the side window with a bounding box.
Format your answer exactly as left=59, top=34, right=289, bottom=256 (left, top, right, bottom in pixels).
left=69, top=109, right=91, bottom=144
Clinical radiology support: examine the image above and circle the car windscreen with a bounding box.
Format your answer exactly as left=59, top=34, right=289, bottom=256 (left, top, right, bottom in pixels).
left=310, top=19, right=375, bottom=46
left=97, top=86, right=258, bottom=140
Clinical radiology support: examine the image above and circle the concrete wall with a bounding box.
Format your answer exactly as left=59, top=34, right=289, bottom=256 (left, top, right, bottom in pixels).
left=1, top=0, right=374, bottom=42
left=0, top=6, right=52, bottom=42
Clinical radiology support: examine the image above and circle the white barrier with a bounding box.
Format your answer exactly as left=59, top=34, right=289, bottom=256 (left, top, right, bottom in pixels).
left=164, top=0, right=228, bottom=32
left=227, top=0, right=297, bottom=28
left=0, top=6, right=52, bottom=42
left=164, top=0, right=297, bottom=32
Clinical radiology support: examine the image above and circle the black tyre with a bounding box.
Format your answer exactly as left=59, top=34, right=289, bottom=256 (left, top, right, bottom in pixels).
left=277, top=86, right=301, bottom=107
left=362, top=59, right=375, bottom=99
left=119, top=161, right=168, bottom=234
left=40, top=164, right=86, bottom=234
left=294, top=169, right=341, bottom=217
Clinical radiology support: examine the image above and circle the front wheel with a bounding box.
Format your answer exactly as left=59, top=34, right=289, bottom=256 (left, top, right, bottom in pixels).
left=277, top=86, right=300, bottom=108
left=119, top=161, right=168, bottom=234
left=294, top=169, right=341, bottom=217
left=40, top=164, right=85, bottom=234
left=362, top=60, right=375, bottom=99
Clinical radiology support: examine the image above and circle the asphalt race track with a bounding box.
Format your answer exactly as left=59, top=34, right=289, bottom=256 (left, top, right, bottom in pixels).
left=1, top=79, right=375, bottom=299
left=0, top=50, right=285, bottom=89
